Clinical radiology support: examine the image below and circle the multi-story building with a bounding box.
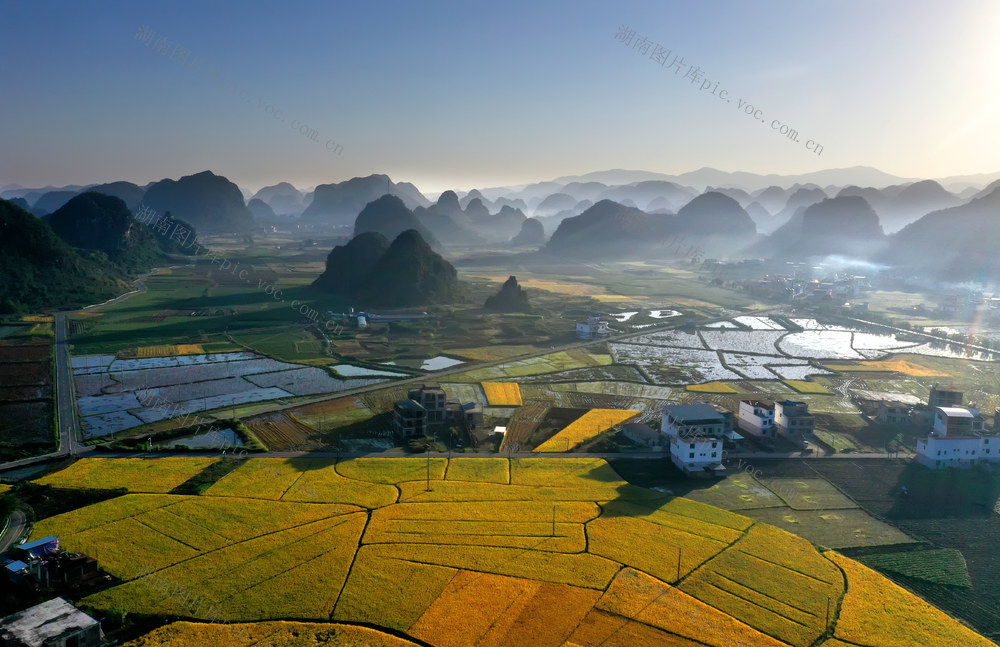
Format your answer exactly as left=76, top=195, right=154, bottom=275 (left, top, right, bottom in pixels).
left=576, top=316, right=610, bottom=340
left=392, top=399, right=427, bottom=438
left=738, top=400, right=775, bottom=440
left=662, top=404, right=727, bottom=477
left=408, top=384, right=447, bottom=423
left=877, top=400, right=911, bottom=425
left=774, top=400, right=814, bottom=439
left=928, top=385, right=963, bottom=409
left=916, top=406, right=1000, bottom=469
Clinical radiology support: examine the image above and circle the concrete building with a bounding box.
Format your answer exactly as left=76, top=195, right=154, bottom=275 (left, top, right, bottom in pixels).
left=662, top=404, right=727, bottom=477
left=392, top=399, right=426, bottom=438
left=877, top=400, right=911, bottom=425
left=932, top=406, right=986, bottom=436
left=774, top=400, right=814, bottom=440
left=408, top=384, right=447, bottom=424
left=928, top=385, right=963, bottom=409
left=738, top=400, right=775, bottom=441
left=576, top=316, right=610, bottom=340
left=916, top=406, right=1000, bottom=469
left=0, top=598, right=102, bottom=647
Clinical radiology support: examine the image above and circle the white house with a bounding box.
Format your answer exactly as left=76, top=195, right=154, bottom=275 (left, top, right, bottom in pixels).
left=738, top=400, right=775, bottom=440
left=662, top=404, right=727, bottom=477
left=916, top=406, right=1000, bottom=469
left=576, top=316, right=610, bottom=340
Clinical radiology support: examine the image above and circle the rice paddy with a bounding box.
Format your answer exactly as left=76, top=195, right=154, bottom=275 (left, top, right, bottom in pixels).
left=30, top=456, right=991, bottom=647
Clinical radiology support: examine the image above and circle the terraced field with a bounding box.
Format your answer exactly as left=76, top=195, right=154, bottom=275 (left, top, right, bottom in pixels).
left=29, top=457, right=992, bottom=647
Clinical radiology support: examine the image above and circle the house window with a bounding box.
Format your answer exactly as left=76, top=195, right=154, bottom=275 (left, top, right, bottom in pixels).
left=689, top=443, right=695, bottom=449
left=689, top=453, right=694, bottom=459
left=711, top=452, right=717, bottom=458
left=711, top=442, right=717, bottom=448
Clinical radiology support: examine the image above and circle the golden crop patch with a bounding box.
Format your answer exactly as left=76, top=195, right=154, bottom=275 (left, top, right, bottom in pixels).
left=123, top=621, right=422, bottom=647
left=410, top=571, right=600, bottom=647
left=827, top=551, right=995, bottom=647
left=534, top=409, right=640, bottom=452
left=783, top=379, right=832, bottom=394
left=595, top=569, right=788, bottom=647
left=32, top=456, right=993, bottom=647
left=679, top=523, right=843, bottom=646
left=481, top=381, right=524, bottom=406
left=686, top=381, right=739, bottom=393
left=33, top=457, right=219, bottom=493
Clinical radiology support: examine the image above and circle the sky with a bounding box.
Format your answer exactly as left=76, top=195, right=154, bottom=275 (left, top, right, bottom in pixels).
left=3, top=0, right=1000, bottom=195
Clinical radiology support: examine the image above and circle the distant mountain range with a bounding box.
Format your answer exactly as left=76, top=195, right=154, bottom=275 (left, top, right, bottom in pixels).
left=8, top=164, right=1000, bottom=285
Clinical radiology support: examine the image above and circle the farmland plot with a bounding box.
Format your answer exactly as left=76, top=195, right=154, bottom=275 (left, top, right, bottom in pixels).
left=610, top=344, right=741, bottom=384
left=734, top=315, right=786, bottom=330
left=723, top=353, right=805, bottom=380
left=131, top=388, right=293, bottom=424
left=246, top=367, right=383, bottom=396
left=29, top=456, right=994, bottom=646
left=700, top=330, right=785, bottom=355
left=778, top=331, right=864, bottom=360
left=768, top=364, right=832, bottom=380
left=99, top=358, right=297, bottom=393
left=80, top=410, right=147, bottom=438
left=627, top=330, right=706, bottom=349
left=106, top=352, right=257, bottom=372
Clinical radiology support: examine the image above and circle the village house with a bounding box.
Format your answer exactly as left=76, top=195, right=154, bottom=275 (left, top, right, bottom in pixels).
left=916, top=406, right=1000, bottom=469
left=661, top=404, right=728, bottom=477
left=774, top=400, right=814, bottom=440
left=575, top=315, right=610, bottom=340
left=738, top=399, right=776, bottom=441
left=877, top=400, right=911, bottom=425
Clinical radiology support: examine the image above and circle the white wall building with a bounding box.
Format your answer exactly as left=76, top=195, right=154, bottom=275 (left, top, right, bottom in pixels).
left=738, top=400, right=775, bottom=440
left=576, top=316, right=610, bottom=340
left=662, top=404, right=727, bottom=477
left=917, top=406, right=999, bottom=469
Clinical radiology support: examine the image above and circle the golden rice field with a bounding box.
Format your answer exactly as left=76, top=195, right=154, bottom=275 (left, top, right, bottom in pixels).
left=534, top=409, right=640, bottom=452
left=826, top=551, right=995, bottom=647
left=124, top=621, right=421, bottom=646
left=132, top=344, right=205, bottom=357
left=28, top=457, right=990, bottom=647
left=482, top=381, right=524, bottom=406
left=826, top=359, right=949, bottom=377
left=33, top=457, right=219, bottom=493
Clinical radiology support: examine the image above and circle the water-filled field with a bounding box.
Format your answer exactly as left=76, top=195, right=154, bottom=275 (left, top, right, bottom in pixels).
left=72, top=352, right=394, bottom=438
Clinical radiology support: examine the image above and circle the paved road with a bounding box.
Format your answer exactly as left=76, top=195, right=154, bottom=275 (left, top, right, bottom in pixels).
left=54, top=313, right=77, bottom=457
left=0, top=509, right=28, bottom=554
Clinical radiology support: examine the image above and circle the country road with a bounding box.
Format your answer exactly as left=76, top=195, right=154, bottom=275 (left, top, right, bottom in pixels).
left=0, top=509, right=28, bottom=554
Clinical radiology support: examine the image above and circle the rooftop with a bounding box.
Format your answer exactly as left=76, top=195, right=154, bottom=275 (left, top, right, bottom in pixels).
left=394, top=399, right=425, bottom=413
left=937, top=407, right=975, bottom=418
left=664, top=404, right=726, bottom=425
left=0, top=598, right=99, bottom=647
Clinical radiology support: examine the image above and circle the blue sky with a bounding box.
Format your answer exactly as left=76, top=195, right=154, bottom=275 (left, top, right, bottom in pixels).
left=3, top=1, right=999, bottom=194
